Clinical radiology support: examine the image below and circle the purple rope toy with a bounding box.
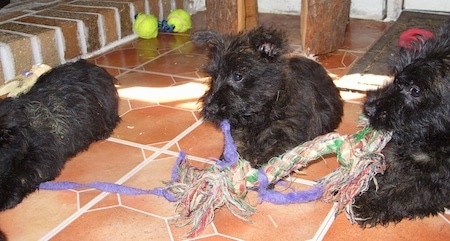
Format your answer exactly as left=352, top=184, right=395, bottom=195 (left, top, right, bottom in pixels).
left=40, top=118, right=390, bottom=237
left=40, top=120, right=319, bottom=203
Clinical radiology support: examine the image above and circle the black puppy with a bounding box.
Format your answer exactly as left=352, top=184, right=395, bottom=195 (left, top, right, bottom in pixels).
left=354, top=20, right=450, bottom=226
left=0, top=59, right=120, bottom=211
left=192, top=26, right=344, bottom=167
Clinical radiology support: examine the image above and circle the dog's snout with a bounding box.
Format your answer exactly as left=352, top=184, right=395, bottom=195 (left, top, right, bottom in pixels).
left=201, top=95, right=221, bottom=115
left=201, top=89, right=224, bottom=116
left=364, top=104, right=376, bottom=117
left=206, top=103, right=219, bottom=114
left=201, top=102, right=224, bottom=124
left=379, top=111, right=387, bottom=120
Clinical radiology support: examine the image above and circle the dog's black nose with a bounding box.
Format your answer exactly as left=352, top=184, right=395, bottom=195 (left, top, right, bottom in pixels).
left=201, top=103, right=220, bottom=121
left=206, top=103, right=219, bottom=115
left=364, top=104, right=376, bottom=117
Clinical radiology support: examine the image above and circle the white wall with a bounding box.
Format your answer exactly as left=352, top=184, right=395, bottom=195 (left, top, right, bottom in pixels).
left=185, top=0, right=206, bottom=13
left=404, top=0, right=450, bottom=12
left=350, top=0, right=386, bottom=20
left=189, top=0, right=450, bottom=21
left=258, top=0, right=386, bottom=19
left=188, top=0, right=388, bottom=20
left=258, top=0, right=300, bottom=14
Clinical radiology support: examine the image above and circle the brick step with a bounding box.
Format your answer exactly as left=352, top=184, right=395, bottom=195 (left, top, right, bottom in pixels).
left=0, top=0, right=151, bottom=84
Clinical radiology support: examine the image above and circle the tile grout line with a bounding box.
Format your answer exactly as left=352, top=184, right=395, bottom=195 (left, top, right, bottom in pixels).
left=112, top=39, right=193, bottom=79
left=39, top=119, right=204, bottom=240
left=438, top=213, right=450, bottom=225
left=309, top=203, right=338, bottom=241
left=113, top=67, right=207, bottom=82
left=80, top=34, right=136, bottom=61
left=107, top=136, right=215, bottom=164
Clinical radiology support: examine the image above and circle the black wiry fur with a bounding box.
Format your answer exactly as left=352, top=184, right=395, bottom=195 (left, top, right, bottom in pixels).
left=0, top=59, right=120, bottom=211
left=354, top=20, right=450, bottom=226
left=192, top=26, right=344, bottom=167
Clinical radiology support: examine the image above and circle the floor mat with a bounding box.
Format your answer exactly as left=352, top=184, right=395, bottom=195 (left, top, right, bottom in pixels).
left=335, top=10, right=449, bottom=92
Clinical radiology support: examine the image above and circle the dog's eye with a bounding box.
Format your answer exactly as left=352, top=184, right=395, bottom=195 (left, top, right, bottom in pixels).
left=409, top=85, right=420, bottom=97
left=233, top=73, right=243, bottom=82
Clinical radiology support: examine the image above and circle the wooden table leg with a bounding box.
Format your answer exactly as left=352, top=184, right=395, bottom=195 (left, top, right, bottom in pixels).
left=301, top=0, right=351, bottom=55
left=206, top=0, right=258, bottom=33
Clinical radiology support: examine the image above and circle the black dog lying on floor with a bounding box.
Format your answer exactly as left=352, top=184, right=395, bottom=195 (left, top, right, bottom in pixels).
left=0, top=59, right=120, bottom=211
left=354, top=19, right=450, bottom=226
left=192, top=26, right=344, bottom=167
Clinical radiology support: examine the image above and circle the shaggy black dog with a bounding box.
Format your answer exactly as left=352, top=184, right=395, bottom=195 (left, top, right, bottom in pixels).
left=354, top=20, right=450, bottom=226
left=192, top=26, right=344, bottom=167
left=0, top=59, right=120, bottom=211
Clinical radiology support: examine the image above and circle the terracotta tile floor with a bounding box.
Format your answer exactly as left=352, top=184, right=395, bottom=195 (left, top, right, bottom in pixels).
left=1, top=14, right=449, bottom=241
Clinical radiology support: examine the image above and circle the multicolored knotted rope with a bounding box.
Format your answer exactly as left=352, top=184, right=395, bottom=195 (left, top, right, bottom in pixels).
left=40, top=117, right=392, bottom=237
left=165, top=117, right=392, bottom=237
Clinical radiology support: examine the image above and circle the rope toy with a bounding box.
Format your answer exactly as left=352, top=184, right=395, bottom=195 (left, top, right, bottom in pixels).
left=40, top=117, right=392, bottom=237
left=158, top=20, right=175, bottom=33
left=164, top=117, right=392, bottom=237
left=0, top=63, right=51, bottom=97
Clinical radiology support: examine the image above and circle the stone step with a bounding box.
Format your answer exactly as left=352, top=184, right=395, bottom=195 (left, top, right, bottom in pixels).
left=0, top=0, right=156, bottom=84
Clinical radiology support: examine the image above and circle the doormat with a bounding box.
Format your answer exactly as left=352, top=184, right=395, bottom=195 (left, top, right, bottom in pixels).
left=335, top=10, right=449, bottom=92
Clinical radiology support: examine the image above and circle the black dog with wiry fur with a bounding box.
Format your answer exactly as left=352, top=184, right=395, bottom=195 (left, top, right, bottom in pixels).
left=0, top=59, right=120, bottom=211
left=192, top=26, right=343, bottom=167
left=354, top=20, right=450, bottom=226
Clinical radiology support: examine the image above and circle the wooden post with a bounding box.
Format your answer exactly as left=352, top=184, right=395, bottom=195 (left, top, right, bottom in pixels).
left=206, top=0, right=258, bottom=33
left=301, top=0, right=351, bottom=55
left=244, top=0, right=258, bottom=29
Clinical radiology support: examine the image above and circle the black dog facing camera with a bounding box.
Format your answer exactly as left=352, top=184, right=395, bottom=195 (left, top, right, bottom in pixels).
left=192, top=26, right=344, bottom=167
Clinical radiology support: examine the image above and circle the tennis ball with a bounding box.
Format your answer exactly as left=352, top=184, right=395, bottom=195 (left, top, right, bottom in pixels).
left=167, top=9, right=192, bottom=33
left=133, top=13, right=158, bottom=39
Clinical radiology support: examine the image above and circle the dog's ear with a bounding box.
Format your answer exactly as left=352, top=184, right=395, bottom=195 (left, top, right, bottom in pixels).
left=247, top=26, right=289, bottom=59
left=0, top=109, right=28, bottom=161
left=0, top=126, right=15, bottom=147
left=0, top=116, right=19, bottom=147
left=0, top=104, right=24, bottom=148
left=191, top=30, right=225, bottom=51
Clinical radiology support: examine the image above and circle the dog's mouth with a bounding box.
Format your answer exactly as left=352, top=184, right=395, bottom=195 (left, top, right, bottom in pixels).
left=363, top=104, right=376, bottom=118
left=366, top=110, right=396, bottom=131
left=363, top=100, right=393, bottom=131
left=200, top=104, right=226, bottom=124
left=201, top=105, right=255, bottom=127
left=374, top=110, right=388, bottom=124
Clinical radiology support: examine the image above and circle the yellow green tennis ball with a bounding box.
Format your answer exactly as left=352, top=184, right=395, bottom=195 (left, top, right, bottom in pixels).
left=133, top=13, right=158, bottom=39
left=167, top=9, right=192, bottom=33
